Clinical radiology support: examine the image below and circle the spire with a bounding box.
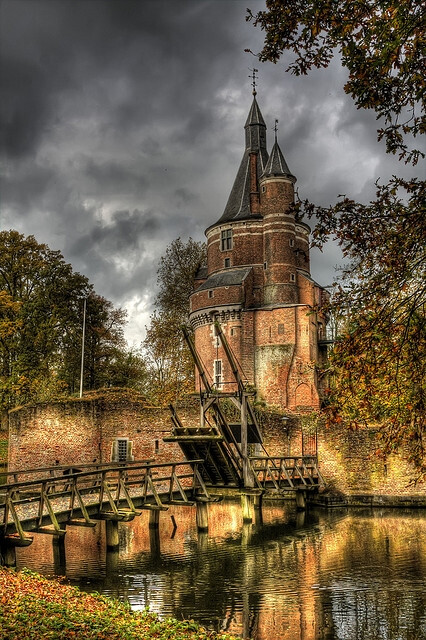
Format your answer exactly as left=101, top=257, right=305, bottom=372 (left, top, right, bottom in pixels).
left=261, top=139, right=296, bottom=181
left=212, top=96, right=269, bottom=226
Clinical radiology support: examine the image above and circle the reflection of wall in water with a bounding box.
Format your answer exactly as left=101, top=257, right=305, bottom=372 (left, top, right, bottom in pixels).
left=10, top=502, right=426, bottom=640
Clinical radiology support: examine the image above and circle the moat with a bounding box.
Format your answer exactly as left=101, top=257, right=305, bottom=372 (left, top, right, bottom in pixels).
left=13, top=500, right=426, bottom=640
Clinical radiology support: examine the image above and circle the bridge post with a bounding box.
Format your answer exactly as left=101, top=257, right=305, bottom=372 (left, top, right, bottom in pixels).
left=149, top=509, right=160, bottom=529
left=241, top=492, right=254, bottom=523
left=295, top=490, right=307, bottom=511
left=52, top=535, right=66, bottom=575
left=0, top=543, right=16, bottom=567
left=196, top=501, right=209, bottom=531
left=241, top=395, right=255, bottom=488
left=105, top=520, right=120, bottom=550
left=149, top=527, right=161, bottom=558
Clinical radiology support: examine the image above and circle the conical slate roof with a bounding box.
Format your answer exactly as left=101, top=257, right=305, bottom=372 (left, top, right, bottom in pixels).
left=261, top=140, right=295, bottom=181
left=210, top=96, right=269, bottom=227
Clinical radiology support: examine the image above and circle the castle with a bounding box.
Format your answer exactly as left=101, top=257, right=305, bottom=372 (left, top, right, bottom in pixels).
left=189, top=90, right=328, bottom=411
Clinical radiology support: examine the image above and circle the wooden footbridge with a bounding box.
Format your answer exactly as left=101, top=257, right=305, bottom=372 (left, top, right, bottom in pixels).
left=0, top=321, right=324, bottom=563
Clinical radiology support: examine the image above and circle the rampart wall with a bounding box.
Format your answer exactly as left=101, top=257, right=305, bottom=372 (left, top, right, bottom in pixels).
left=7, top=390, right=424, bottom=500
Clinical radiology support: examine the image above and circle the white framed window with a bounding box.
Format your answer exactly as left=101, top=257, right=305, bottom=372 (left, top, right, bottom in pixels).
left=111, top=437, right=134, bottom=462
left=221, top=228, right=233, bottom=251
left=214, top=359, right=223, bottom=388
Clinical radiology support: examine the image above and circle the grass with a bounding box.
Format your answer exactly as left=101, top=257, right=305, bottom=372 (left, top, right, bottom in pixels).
left=0, top=567, right=242, bottom=640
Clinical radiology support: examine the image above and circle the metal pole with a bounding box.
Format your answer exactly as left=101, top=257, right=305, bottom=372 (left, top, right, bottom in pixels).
left=79, top=298, right=86, bottom=398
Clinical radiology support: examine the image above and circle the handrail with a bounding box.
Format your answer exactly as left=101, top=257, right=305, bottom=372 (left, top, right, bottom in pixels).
left=0, top=459, right=209, bottom=543
left=0, top=459, right=155, bottom=482
left=0, top=460, right=202, bottom=493
left=249, top=455, right=324, bottom=490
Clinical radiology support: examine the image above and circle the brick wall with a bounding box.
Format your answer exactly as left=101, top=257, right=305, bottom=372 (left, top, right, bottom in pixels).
left=7, top=391, right=423, bottom=497
left=206, top=221, right=264, bottom=275
left=317, top=420, right=424, bottom=496
left=7, top=390, right=188, bottom=471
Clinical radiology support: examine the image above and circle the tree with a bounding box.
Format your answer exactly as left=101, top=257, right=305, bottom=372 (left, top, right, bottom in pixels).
left=155, top=237, right=207, bottom=318
left=143, top=237, right=206, bottom=405
left=0, top=230, right=137, bottom=412
left=247, top=1, right=425, bottom=477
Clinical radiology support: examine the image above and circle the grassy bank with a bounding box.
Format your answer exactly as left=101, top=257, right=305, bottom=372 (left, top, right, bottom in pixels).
left=0, top=568, right=241, bottom=640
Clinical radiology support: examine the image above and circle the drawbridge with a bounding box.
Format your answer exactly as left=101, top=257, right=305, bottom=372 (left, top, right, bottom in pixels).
left=164, top=321, right=324, bottom=493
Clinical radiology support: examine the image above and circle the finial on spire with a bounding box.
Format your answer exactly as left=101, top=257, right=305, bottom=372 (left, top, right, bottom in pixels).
left=274, top=119, right=279, bottom=142
left=249, top=68, right=258, bottom=95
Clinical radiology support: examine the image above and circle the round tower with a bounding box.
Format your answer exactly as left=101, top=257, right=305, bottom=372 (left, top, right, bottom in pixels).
left=259, top=140, right=298, bottom=305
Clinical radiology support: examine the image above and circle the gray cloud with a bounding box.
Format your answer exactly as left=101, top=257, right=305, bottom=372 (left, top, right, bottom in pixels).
left=1, top=0, right=420, bottom=343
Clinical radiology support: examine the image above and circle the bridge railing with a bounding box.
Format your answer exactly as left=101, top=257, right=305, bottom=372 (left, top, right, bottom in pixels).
left=0, top=459, right=155, bottom=485
left=249, top=456, right=325, bottom=490
left=0, top=459, right=208, bottom=544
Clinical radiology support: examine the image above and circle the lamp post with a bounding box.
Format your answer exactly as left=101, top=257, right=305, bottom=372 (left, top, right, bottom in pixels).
left=79, top=298, right=87, bottom=398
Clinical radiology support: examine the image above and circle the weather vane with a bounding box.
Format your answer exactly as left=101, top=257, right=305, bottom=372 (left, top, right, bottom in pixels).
left=249, top=68, right=258, bottom=95
left=274, top=119, right=279, bottom=141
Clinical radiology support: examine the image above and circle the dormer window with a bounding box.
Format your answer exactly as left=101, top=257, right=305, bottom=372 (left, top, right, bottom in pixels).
left=221, top=229, right=233, bottom=251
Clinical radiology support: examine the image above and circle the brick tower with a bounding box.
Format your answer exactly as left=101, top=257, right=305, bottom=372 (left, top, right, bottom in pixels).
left=189, top=92, right=328, bottom=411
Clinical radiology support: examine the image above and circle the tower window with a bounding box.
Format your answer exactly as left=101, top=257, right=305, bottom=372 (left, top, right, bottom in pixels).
left=290, top=273, right=296, bottom=282
left=221, top=229, right=233, bottom=251
left=278, top=323, right=285, bottom=335
left=263, top=262, right=267, bottom=270
left=214, top=359, right=223, bottom=388
left=262, top=185, right=266, bottom=193
left=289, top=238, right=294, bottom=247
left=224, top=257, right=231, bottom=268
left=208, top=290, right=214, bottom=298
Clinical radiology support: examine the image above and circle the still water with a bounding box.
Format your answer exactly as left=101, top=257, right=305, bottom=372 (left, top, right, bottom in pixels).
left=15, top=500, right=426, bottom=640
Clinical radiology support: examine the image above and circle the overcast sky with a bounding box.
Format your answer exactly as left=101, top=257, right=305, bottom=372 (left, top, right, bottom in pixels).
left=0, top=0, right=419, bottom=345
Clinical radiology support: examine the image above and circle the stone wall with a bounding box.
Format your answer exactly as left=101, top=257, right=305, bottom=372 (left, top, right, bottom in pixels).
left=7, top=391, right=424, bottom=499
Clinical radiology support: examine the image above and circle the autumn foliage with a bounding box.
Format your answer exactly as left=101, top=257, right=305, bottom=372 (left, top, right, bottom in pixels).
left=0, top=567, right=239, bottom=640
left=248, top=0, right=425, bottom=477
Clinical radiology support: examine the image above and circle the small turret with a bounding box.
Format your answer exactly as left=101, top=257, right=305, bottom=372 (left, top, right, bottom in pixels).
left=260, top=133, right=299, bottom=305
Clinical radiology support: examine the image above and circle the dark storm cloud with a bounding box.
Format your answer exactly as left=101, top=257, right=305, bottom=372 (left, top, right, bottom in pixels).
left=1, top=0, right=418, bottom=343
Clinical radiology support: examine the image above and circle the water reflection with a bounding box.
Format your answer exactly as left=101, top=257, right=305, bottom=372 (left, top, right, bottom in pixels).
left=16, top=501, right=426, bottom=640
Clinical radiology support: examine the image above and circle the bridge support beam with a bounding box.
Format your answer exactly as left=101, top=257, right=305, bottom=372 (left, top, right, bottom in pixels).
left=105, top=520, right=120, bottom=550
left=295, top=490, right=307, bottom=511
left=196, top=501, right=209, bottom=531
